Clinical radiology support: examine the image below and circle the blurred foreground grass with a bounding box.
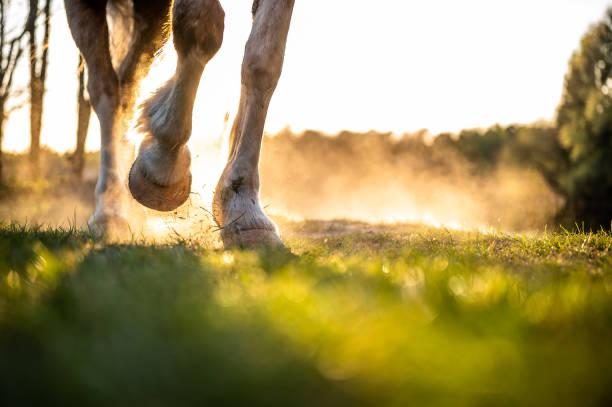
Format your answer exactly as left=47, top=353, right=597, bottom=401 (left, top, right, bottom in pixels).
left=1, top=222, right=611, bottom=406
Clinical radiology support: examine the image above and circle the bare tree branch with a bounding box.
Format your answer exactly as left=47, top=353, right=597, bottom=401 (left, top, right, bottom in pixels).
left=0, top=2, right=5, bottom=58
left=4, top=94, right=28, bottom=116
left=40, top=0, right=51, bottom=82
left=23, top=0, right=53, bottom=164
left=1, top=36, right=24, bottom=97
left=1, top=33, right=23, bottom=86
left=4, top=43, right=23, bottom=96
left=0, top=0, right=29, bottom=182
left=27, top=0, right=39, bottom=83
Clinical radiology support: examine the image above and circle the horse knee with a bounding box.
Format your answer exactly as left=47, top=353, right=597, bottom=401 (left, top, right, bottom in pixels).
left=241, top=0, right=294, bottom=94
left=89, top=75, right=119, bottom=112
left=65, top=0, right=118, bottom=114
left=242, top=48, right=283, bottom=95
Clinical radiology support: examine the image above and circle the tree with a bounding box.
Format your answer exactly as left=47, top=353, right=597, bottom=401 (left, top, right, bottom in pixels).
left=25, top=0, right=51, bottom=168
left=0, top=0, right=25, bottom=183
left=453, top=126, right=506, bottom=173
left=499, top=124, right=569, bottom=198
left=71, top=54, right=90, bottom=178
left=557, top=8, right=612, bottom=228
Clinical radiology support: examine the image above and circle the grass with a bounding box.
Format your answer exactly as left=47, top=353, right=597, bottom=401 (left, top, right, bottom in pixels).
left=0, top=221, right=611, bottom=406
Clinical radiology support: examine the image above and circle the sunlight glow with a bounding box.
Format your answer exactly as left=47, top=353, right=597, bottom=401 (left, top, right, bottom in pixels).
left=3, top=0, right=609, bottom=153
left=0, top=0, right=607, bottom=234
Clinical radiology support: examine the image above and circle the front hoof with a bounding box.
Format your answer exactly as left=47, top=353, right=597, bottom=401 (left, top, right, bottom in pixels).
left=221, top=227, right=284, bottom=250
left=128, top=156, right=192, bottom=212
left=88, top=213, right=131, bottom=242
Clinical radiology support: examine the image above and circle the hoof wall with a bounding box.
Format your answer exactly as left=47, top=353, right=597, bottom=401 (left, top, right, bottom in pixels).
left=221, top=228, right=284, bottom=250
left=88, top=214, right=132, bottom=242
left=128, top=159, right=192, bottom=212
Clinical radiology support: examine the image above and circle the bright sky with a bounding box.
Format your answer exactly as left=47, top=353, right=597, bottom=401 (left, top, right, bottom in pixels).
left=3, top=0, right=611, bottom=152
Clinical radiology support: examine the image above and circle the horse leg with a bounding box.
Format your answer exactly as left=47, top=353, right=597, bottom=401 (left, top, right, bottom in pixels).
left=128, top=0, right=225, bottom=212
left=213, top=0, right=295, bottom=248
left=115, top=0, right=172, bottom=120
left=65, top=0, right=129, bottom=238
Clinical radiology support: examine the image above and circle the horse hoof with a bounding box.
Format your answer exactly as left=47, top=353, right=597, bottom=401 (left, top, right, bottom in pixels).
left=88, top=213, right=132, bottom=242
left=128, top=157, right=192, bottom=212
left=221, top=227, right=284, bottom=250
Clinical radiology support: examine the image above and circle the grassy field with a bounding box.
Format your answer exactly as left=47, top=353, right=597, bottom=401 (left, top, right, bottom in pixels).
left=1, top=220, right=611, bottom=406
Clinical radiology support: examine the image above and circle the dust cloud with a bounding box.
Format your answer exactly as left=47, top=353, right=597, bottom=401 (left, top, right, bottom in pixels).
left=259, top=130, right=563, bottom=232
left=0, top=129, right=563, bottom=241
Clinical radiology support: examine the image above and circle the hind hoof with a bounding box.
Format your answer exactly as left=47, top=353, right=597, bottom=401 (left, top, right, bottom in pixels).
left=221, top=227, right=284, bottom=250
left=88, top=213, right=132, bottom=242
left=128, top=157, right=192, bottom=212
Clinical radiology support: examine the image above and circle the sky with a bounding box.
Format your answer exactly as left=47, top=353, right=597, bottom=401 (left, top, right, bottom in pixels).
left=3, top=0, right=611, bottom=152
